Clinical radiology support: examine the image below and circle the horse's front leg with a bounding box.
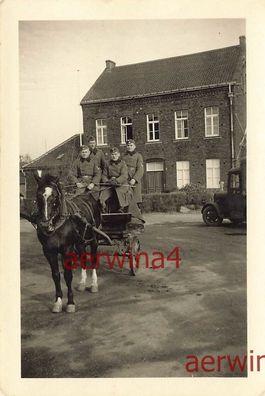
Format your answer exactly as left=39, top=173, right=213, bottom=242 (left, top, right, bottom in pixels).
left=63, top=255, right=75, bottom=313
left=43, top=248, right=63, bottom=313
left=76, top=242, right=88, bottom=292
left=90, top=240, right=98, bottom=293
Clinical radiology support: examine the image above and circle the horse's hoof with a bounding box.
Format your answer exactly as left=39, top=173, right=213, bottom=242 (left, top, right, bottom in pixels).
left=52, top=299, right=63, bottom=313
left=91, top=285, right=98, bottom=293
left=76, top=283, right=86, bottom=292
left=66, top=304, right=76, bottom=313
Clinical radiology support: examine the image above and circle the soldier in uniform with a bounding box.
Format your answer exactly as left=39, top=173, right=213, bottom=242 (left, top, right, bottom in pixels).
left=123, top=139, right=144, bottom=210
left=99, top=147, right=130, bottom=212
left=68, top=145, right=101, bottom=199
left=87, top=135, right=107, bottom=173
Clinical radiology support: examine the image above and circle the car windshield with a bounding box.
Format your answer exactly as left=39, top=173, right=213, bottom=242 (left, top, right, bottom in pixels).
left=230, top=173, right=240, bottom=191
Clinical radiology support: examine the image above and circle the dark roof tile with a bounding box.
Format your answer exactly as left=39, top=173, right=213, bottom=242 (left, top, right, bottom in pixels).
left=23, top=134, right=80, bottom=170
left=81, top=45, right=240, bottom=103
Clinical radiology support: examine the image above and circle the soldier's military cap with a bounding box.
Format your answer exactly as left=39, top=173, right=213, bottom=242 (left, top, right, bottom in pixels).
left=110, top=147, right=120, bottom=154
left=126, top=139, right=136, bottom=145
left=80, top=145, right=89, bottom=151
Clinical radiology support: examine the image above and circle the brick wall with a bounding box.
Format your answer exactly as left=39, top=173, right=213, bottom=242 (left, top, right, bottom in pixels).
left=82, top=86, right=236, bottom=192
left=232, top=37, right=247, bottom=161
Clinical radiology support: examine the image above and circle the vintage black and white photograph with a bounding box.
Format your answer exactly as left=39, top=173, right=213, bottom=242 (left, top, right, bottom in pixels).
left=18, top=19, right=248, bottom=378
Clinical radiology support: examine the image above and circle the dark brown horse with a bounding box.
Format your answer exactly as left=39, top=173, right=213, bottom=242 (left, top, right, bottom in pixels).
left=26, top=174, right=110, bottom=313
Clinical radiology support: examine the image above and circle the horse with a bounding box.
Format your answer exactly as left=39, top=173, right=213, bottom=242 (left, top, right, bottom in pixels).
left=30, top=174, right=111, bottom=313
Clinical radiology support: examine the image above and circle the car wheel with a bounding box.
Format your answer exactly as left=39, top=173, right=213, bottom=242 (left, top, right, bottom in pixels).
left=202, top=206, right=223, bottom=226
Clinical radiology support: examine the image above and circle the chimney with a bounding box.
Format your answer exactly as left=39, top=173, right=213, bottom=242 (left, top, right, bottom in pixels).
left=239, top=36, right=246, bottom=53
left=105, top=60, right=116, bottom=70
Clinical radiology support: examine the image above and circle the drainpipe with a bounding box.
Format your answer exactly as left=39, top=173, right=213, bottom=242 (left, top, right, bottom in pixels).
left=228, top=83, right=236, bottom=167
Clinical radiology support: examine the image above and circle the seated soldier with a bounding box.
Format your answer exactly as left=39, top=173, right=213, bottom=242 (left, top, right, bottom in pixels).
left=68, top=145, right=101, bottom=199
left=99, top=147, right=130, bottom=213
left=87, top=135, right=107, bottom=173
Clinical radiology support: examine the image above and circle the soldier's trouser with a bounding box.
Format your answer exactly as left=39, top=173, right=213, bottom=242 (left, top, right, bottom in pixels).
left=100, top=186, right=130, bottom=209
left=72, top=187, right=99, bottom=200
left=128, top=197, right=144, bottom=223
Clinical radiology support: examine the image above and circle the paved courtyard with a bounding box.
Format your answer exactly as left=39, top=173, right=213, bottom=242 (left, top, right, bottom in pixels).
left=20, top=213, right=246, bottom=377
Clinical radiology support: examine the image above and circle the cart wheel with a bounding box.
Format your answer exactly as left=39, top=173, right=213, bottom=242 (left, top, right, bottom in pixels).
left=116, top=240, right=128, bottom=256
left=128, top=236, right=140, bottom=276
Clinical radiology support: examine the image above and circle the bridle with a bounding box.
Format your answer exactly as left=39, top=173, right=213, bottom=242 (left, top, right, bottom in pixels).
left=35, top=178, right=113, bottom=245
left=37, top=182, right=66, bottom=234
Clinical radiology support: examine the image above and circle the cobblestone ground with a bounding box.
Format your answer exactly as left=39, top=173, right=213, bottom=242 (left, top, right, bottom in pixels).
left=20, top=214, right=246, bottom=378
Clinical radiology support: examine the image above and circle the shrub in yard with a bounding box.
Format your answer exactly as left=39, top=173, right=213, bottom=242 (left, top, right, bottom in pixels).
left=178, top=183, right=213, bottom=208
left=142, top=192, right=186, bottom=213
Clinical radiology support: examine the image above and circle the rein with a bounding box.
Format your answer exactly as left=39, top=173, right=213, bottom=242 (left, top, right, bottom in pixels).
left=35, top=177, right=113, bottom=246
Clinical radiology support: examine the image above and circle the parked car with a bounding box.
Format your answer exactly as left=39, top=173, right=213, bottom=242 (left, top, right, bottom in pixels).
left=202, top=159, right=246, bottom=226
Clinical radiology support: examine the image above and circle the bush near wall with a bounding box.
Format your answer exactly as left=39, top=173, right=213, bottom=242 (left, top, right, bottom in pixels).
left=142, top=184, right=213, bottom=213
left=178, top=183, right=213, bottom=209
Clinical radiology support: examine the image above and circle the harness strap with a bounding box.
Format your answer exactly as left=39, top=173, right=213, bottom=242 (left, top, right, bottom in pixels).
left=78, top=196, right=96, bottom=226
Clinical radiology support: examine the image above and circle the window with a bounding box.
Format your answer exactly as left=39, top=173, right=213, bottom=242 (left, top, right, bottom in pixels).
left=204, top=107, right=219, bottom=137
left=176, top=161, right=190, bottom=188
left=120, top=117, right=133, bottom=144
left=146, top=162, right=164, bottom=172
left=175, top=110, right=189, bottom=139
left=230, top=172, right=241, bottom=194
left=96, top=119, right=107, bottom=146
left=146, top=161, right=164, bottom=193
left=206, top=159, right=220, bottom=188
left=147, top=114, right=160, bottom=142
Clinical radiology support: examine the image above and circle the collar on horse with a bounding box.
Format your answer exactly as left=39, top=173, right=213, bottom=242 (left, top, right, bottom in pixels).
left=38, top=214, right=69, bottom=236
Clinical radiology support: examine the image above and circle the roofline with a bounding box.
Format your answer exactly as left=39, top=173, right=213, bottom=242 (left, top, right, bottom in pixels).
left=23, top=134, right=80, bottom=169
left=81, top=81, right=238, bottom=105
left=23, top=165, right=67, bottom=171
left=115, top=44, right=240, bottom=69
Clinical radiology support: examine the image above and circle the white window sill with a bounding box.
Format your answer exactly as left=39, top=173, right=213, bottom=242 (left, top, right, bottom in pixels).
left=145, top=141, right=162, bottom=144
left=173, top=138, right=189, bottom=142
left=204, top=136, right=221, bottom=139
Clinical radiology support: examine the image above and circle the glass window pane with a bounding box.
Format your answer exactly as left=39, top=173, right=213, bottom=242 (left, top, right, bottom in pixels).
left=127, top=124, right=133, bottom=140
left=212, top=107, right=219, bottom=115
left=176, top=111, right=181, bottom=118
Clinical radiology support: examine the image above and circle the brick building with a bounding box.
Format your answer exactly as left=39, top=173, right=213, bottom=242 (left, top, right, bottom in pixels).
left=81, top=36, right=246, bottom=193
left=23, top=134, right=81, bottom=199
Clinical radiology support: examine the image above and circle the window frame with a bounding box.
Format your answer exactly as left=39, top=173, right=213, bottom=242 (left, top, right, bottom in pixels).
left=95, top=119, right=108, bottom=146
left=206, top=159, right=220, bottom=189
left=120, top=116, right=133, bottom=144
left=146, top=114, right=160, bottom=142
left=175, top=110, right=189, bottom=140
left=204, top=106, right=219, bottom=137
left=176, top=161, right=190, bottom=188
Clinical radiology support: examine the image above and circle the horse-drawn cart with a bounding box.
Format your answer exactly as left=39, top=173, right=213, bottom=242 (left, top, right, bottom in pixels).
left=98, top=212, right=142, bottom=276
left=20, top=175, right=144, bottom=312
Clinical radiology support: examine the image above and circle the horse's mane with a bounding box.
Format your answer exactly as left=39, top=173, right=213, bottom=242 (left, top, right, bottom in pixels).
left=36, top=173, right=101, bottom=227
left=39, top=174, right=58, bottom=185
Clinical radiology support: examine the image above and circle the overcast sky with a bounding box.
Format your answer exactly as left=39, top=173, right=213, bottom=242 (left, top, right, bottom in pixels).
left=19, top=19, right=245, bottom=160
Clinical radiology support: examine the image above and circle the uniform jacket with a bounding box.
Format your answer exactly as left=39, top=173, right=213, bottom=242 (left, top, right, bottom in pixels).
left=102, top=159, right=128, bottom=184
left=69, top=156, right=101, bottom=186
left=123, top=151, right=144, bottom=202
left=90, top=148, right=107, bottom=172
left=100, top=159, right=129, bottom=208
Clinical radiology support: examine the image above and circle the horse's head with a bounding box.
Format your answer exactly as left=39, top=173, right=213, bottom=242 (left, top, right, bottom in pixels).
left=35, top=174, right=62, bottom=223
